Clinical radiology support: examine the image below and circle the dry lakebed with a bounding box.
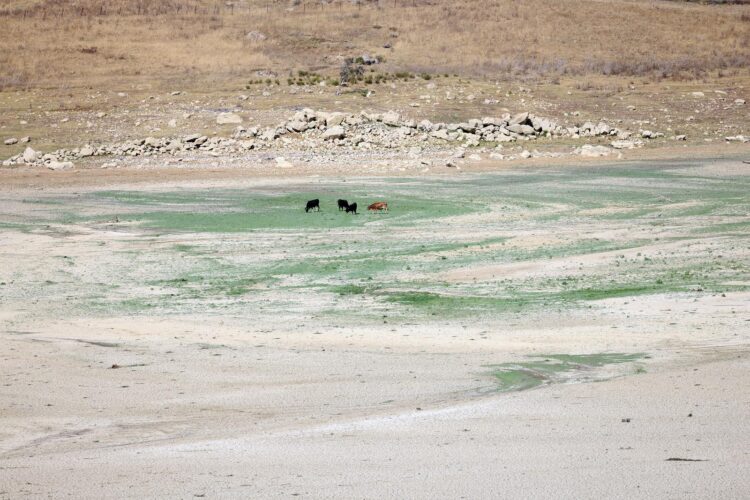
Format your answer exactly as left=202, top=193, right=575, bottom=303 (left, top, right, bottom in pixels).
left=1, top=155, right=749, bottom=498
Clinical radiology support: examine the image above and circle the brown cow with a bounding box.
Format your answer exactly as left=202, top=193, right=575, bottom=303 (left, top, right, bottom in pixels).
left=368, top=201, right=388, bottom=212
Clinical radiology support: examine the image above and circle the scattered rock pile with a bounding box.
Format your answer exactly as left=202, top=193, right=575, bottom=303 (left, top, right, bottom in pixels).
left=3, top=108, right=648, bottom=168
left=256, top=109, right=631, bottom=149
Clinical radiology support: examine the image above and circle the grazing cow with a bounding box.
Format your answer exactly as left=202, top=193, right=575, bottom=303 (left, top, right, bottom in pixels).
left=305, top=199, right=320, bottom=212
left=345, top=202, right=358, bottom=214
left=368, top=201, right=388, bottom=212
left=337, top=199, right=349, bottom=211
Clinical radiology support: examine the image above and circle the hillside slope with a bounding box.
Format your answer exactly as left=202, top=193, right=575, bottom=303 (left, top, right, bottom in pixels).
left=1, top=0, right=749, bottom=88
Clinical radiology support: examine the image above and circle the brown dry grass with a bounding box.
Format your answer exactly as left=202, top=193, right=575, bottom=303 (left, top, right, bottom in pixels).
left=1, top=0, right=749, bottom=90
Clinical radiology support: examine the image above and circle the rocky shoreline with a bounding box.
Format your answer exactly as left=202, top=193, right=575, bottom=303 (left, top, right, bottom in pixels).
left=5, top=107, right=748, bottom=171
left=1, top=108, right=670, bottom=170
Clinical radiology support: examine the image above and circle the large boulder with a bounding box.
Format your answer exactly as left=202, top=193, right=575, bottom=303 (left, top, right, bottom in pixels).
left=47, top=160, right=74, bottom=171
left=323, top=126, right=345, bottom=140
left=216, top=112, right=243, bottom=125
left=593, top=122, right=612, bottom=136
left=430, top=129, right=450, bottom=140
left=458, top=122, right=475, bottom=133
left=507, top=124, right=535, bottom=135
left=381, top=111, right=401, bottom=126
left=259, top=129, right=278, bottom=141
left=495, top=133, right=516, bottom=143
left=725, top=135, right=749, bottom=143
left=482, top=117, right=505, bottom=127
left=286, top=120, right=308, bottom=133
left=324, top=112, right=347, bottom=127
left=531, top=116, right=555, bottom=133
left=22, top=147, right=40, bottom=163
left=463, top=134, right=480, bottom=147
left=509, top=112, right=530, bottom=126
left=417, top=120, right=432, bottom=132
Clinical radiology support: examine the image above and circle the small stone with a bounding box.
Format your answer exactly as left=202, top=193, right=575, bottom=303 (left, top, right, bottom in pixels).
left=4, top=138, right=18, bottom=145
left=20, top=136, right=30, bottom=143
left=735, top=99, right=746, bottom=105
left=578, top=144, right=612, bottom=157
left=216, top=112, right=243, bottom=125
left=274, top=157, right=292, bottom=168
left=96, top=112, right=106, bottom=118
left=245, top=31, right=267, bottom=42
left=611, top=140, right=639, bottom=149
left=168, top=119, right=177, bottom=128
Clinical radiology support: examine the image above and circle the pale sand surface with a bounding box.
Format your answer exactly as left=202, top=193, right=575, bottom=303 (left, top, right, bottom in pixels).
left=1, top=155, right=749, bottom=498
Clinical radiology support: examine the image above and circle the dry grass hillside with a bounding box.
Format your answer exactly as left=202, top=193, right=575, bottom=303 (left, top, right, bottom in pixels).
left=1, top=0, right=749, bottom=89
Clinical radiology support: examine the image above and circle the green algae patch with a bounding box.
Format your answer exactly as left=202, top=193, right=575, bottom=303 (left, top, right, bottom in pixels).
left=487, top=352, right=646, bottom=393
left=0, top=221, right=32, bottom=232
left=94, top=188, right=479, bottom=233
left=542, top=353, right=645, bottom=366
left=491, top=368, right=549, bottom=392
left=151, top=274, right=263, bottom=298
left=556, top=285, right=659, bottom=301
left=332, top=284, right=370, bottom=296
left=11, top=165, right=748, bottom=323
left=384, top=291, right=537, bottom=315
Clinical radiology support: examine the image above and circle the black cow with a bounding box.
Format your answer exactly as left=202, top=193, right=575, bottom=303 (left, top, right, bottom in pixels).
left=337, top=199, right=349, bottom=211
left=345, top=202, right=358, bottom=214
left=305, top=199, right=320, bottom=212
